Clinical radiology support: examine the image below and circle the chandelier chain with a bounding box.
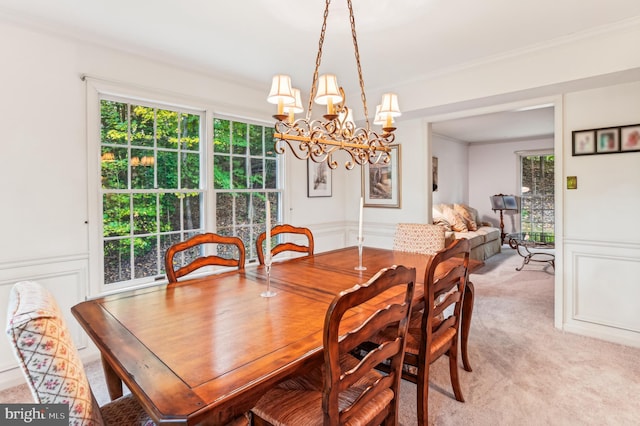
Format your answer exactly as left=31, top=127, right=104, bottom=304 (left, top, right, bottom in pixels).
left=347, top=0, right=370, bottom=130
left=307, top=0, right=332, bottom=120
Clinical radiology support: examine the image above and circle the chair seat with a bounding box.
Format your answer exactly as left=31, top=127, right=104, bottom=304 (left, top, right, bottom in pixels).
left=252, top=354, right=393, bottom=426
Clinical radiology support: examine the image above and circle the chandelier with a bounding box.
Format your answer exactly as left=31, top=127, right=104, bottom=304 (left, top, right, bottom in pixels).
left=267, top=0, right=401, bottom=170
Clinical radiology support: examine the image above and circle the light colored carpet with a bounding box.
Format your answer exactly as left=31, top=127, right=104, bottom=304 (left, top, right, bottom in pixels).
left=3, top=249, right=640, bottom=425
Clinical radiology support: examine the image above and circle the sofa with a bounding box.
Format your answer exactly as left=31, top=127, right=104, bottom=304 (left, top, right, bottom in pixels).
left=432, top=203, right=501, bottom=261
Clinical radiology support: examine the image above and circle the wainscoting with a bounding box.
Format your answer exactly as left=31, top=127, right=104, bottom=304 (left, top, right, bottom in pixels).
left=0, top=255, right=91, bottom=389
left=563, top=238, right=640, bottom=348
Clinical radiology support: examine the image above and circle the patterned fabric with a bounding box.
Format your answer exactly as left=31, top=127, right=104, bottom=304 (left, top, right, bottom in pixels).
left=440, top=205, right=468, bottom=232
left=6, top=281, right=154, bottom=426
left=454, top=203, right=478, bottom=231
left=393, top=223, right=446, bottom=255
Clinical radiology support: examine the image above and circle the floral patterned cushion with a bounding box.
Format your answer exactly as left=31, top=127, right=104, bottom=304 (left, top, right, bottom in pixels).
left=393, top=223, right=446, bottom=254
left=6, top=281, right=105, bottom=425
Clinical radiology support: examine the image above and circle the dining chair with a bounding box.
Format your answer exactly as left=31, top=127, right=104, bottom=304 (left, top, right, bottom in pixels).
left=411, top=238, right=471, bottom=425
left=5, top=280, right=155, bottom=426
left=393, top=223, right=446, bottom=255
left=255, top=224, right=314, bottom=265
left=164, top=232, right=246, bottom=283
left=251, top=265, right=416, bottom=426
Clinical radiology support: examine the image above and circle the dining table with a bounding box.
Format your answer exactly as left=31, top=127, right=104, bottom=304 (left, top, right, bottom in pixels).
left=71, top=246, right=482, bottom=425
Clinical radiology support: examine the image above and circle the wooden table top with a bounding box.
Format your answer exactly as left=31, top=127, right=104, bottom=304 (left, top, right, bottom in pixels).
left=71, top=246, right=481, bottom=425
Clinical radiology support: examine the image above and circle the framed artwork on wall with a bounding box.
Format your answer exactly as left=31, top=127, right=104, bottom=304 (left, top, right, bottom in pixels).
left=596, top=128, right=619, bottom=153
left=362, top=145, right=401, bottom=208
left=432, top=156, right=439, bottom=192
left=620, top=124, right=640, bottom=152
left=572, top=123, right=640, bottom=156
left=572, top=130, right=595, bottom=156
left=307, top=160, right=332, bottom=197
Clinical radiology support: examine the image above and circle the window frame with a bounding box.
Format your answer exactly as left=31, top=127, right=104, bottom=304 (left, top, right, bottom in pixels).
left=517, top=149, right=555, bottom=239
left=86, top=79, right=282, bottom=296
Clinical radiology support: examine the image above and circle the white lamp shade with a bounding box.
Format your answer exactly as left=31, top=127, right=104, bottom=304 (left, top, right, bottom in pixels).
left=283, top=88, right=304, bottom=114
left=379, top=93, right=401, bottom=117
left=267, top=75, right=295, bottom=104
left=374, top=104, right=394, bottom=125
left=314, top=74, right=343, bottom=105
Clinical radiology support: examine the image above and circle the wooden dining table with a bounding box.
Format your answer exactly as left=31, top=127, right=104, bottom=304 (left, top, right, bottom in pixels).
left=71, top=246, right=482, bottom=425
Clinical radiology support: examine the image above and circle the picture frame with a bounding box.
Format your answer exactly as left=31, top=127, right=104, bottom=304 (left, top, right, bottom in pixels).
left=432, top=156, right=439, bottom=192
left=572, top=130, right=595, bottom=156
left=596, top=128, right=619, bottom=153
left=307, top=159, right=332, bottom=197
left=362, top=144, right=401, bottom=208
left=620, top=124, right=640, bottom=152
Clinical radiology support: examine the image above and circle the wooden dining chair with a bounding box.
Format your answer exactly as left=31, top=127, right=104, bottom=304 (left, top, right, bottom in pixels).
left=251, top=265, right=416, bottom=426
left=412, top=238, right=470, bottom=425
left=6, top=281, right=155, bottom=426
left=255, top=224, right=314, bottom=265
left=393, top=223, right=446, bottom=255
left=164, top=233, right=246, bottom=283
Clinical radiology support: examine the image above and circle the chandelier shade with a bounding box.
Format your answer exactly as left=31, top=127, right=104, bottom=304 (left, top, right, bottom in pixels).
left=267, top=0, right=401, bottom=170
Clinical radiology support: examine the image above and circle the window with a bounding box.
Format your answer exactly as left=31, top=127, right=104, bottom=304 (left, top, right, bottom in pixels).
left=100, top=100, right=204, bottom=285
left=213, top=118, right=279, bottom=261
left=98, top=97, right=279, bottom=289
left=519, top=152, right=554, bottom=240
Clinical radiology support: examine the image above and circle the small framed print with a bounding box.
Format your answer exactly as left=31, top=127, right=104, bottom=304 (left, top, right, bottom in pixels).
left=572, top=130, right=595, bottom=156
left=307, top=160, right=332, bottom=197
left=620, top=124, right=640, bottom=152
left=596, top=128, right=619, bottom=153
left=362, top=145, right=401, bottom=208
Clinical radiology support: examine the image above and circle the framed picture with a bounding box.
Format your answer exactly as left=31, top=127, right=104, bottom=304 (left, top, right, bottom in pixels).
left=432, top=156, right=438, bottom=192
left=307, top=159, right=332, bottom=197
left=572, top=130, right=595, bottom=156
left=620, top=124, right=640, bottom=152
left=362, top=145, right=401, bottom=208
left=596, top=128, right=619, bottom=153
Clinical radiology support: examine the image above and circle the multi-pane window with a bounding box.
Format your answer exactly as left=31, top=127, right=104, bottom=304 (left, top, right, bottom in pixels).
left=100, top=100, right=204, bottom=285
left=99, top=98, right=280, bottom=288
left=520, top=153, right=554, bottom=240
left=213, top=118, right=278, bottom=261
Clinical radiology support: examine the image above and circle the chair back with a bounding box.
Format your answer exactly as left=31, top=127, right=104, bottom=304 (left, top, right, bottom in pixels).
left=165, top=233, right=246, bottom=283
left=323, top=265, right=416, bottom=425
left=422, top=238, right=470, bottom=361
left=415, top=238, right=470, bottom=424
left=393, top=223, right=446, bottom=255
left=256, top=224, right=314, bottom=265
left=6, top=281, right=104, bottom=425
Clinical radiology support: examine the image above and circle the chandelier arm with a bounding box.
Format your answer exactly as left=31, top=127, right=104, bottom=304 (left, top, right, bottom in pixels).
left=307, top=0, right=332, bottom=120
left=347, top=0, right=370, bottom=130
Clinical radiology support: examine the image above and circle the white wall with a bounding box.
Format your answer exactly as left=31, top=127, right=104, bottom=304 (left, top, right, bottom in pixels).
left=431, top=134, right=469, bottom=207
left=562, top=81, right=640, bottom=346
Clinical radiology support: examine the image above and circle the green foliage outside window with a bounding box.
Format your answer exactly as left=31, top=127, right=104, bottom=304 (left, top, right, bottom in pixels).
left=101, top=101, right=279, bottom=286
left=521, top=154, right=554, bottom=240
left=101, top=100, right=202, bottom=284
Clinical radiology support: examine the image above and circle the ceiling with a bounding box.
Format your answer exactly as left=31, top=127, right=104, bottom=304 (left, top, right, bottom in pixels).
left=1, top=0, right=639, bottom=142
